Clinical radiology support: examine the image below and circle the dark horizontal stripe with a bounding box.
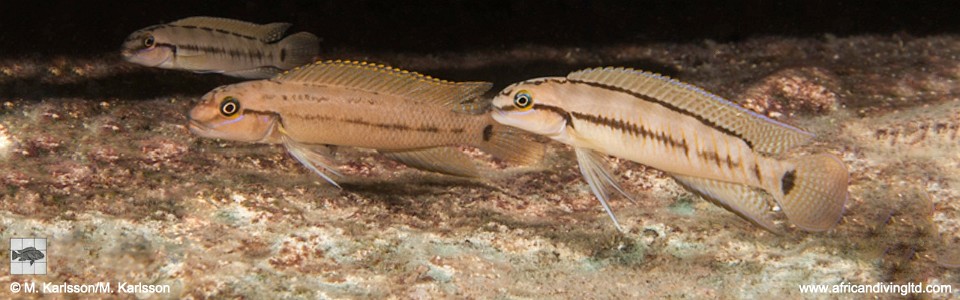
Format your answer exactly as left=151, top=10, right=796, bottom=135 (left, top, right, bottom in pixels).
left=173, top=43, right=267, bottom=61
left=567, top=79, right=755, bottom=149
left=499, top=79, right=747, bottom=172
left=282, top=112, right=456, bottom=134
left=567, top=108, right=744, bottom=171
left=694, top=149, right=740, bottom=170
left=341, top=118, right=447, bottom=133
left=243, top=109, right=278, bottom=116
left=280, top=94, right=330, bottom=103
left=497, top=103, right=574, bottom=129
left=569, top=111, right=689, bottom=154
left=172, top=24, right=260, bottom=41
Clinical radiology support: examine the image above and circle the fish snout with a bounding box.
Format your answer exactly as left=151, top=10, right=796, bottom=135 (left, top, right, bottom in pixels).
left=186, top=117, right=208, bottom=136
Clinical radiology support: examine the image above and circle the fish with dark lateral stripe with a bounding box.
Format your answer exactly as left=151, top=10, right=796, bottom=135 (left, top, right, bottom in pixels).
left=188, top=60, right=545, bottom=187
left=491, top=67, right=848, bottom=232
left=121, top=16, right=319, bottom=79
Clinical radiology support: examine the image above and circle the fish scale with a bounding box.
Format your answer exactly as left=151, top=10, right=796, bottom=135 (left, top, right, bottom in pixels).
left=169, top=25, right=274, bottom=65
left=268, top=84, right=487, bottom=150
left=564, top=91, right=777, bottom=188
left=188, top=60, right=545, bottom=187
left=492, top=67, right=848, bottom=232
left=121, top=16, right=319, bottom=79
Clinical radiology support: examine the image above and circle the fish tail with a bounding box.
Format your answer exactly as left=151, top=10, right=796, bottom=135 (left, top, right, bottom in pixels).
left=772, top=153, right=848, bottom=231
left=475, top=123, right=545, bottom=166
left=12, top=250, right=19, bottom=260
left=277, top=32, right=320, bottom=69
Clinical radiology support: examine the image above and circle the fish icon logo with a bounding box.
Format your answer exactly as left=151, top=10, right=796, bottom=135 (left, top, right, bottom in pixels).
left=10, top=238, right=47, bottom=275
left=12, top=247, right=44, bottom=265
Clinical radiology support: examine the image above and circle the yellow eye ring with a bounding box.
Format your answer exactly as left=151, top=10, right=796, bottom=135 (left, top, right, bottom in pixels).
left=144, top=35, right=156, bottom=48
left=220, top=96, right=240, bottom=117
left=513, top=90, right=534, bottom=111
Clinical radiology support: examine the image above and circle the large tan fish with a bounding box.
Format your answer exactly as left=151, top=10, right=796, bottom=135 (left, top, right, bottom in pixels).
left=121, top=16, right=319, bottom=79
left=189, top=60, right=544, bottom=186
left=491, top=67, right=848, bottom=232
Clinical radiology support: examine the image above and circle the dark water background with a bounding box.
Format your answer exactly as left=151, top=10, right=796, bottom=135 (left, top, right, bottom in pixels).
left=1, top=0, right=958, bottom=56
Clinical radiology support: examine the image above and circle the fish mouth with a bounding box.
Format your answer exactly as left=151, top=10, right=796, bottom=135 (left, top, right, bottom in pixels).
left=187, top=119, right=228, bottom=140
left=492, top=107, right=507, bottom=118
left=187, top=119, right=211, bottom=135
left=120, top=46, right=173, bottom=67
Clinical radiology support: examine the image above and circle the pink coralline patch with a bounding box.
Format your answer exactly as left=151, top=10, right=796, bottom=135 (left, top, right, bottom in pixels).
left=741, top=67, right=840, bottom=117
left=139, top=138, right=189, bottom=168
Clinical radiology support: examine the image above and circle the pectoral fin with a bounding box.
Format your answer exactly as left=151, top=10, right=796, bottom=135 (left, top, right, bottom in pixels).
left=475, top=123, right=546, bottom=166
left=281, top=135, right=342, bottom=188
left=574, top=147, right=634, bottom=231
left=672, top=174, right=780, bottom=233
left=379, top=147, right=479, bottom=177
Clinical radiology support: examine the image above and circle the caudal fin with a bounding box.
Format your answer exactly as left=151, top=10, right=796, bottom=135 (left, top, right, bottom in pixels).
left=774, top=154, right=848, bottom=231
left=277, top=32, right=320, bottom=70
left=12, top=250, right=19, bottom=260
left=475, top=123, right=546, bottom=166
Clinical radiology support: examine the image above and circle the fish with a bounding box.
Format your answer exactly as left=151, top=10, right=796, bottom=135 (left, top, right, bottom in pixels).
left=12, top=247, right=44, bottom=265
left=121, top=16, right=320, bottom=79
left=490, top=67, right=848, bottom=232
left=189, top=60, right=545, bottom=187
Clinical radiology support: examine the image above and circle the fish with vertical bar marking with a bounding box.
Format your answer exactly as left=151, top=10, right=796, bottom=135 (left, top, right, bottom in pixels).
left=188, top=60, right=545, bottom=187
left=491, top=67, right=848, bottom=232
left=121, top=16, right=319, bottom=79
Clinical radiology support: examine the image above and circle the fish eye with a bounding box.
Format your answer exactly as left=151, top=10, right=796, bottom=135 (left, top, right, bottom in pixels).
left=220, top=96, right=240, bottom=117
left=513, top=90, right=534, bottom=110
left=144, top=35, right=155, bottom=48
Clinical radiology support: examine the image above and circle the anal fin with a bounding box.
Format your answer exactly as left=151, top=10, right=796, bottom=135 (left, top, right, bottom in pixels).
left=574, top=147, right=634, bottom=231
left=281, top=134, right=343, bottom=188
left=379, top=147, right=479, bottom=177
left=672, top=174, right=781, bottom=233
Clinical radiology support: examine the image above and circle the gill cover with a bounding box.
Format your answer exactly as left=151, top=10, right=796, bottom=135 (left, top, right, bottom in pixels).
left=121, top=30, right=174, bottom=67
left=188, top=84, right=279, bottom=143
left=491, top=81, right=570, bottom=138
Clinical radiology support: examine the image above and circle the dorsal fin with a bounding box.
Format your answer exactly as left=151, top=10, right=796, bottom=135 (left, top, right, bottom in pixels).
left=170, top=16, right=291, bottom=42
left=275, top=60, right=493, bottom=106
left=567, top=67, right=814, bottom=154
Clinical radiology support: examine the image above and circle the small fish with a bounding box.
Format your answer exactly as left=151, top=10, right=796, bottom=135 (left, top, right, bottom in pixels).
left=121, top=16, right=320, bottom=79
left=189, top=60, right=544, bottom=186
left=12, top=247, right=44, bottom=265
left=491, top=67, right=848, bottom=232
